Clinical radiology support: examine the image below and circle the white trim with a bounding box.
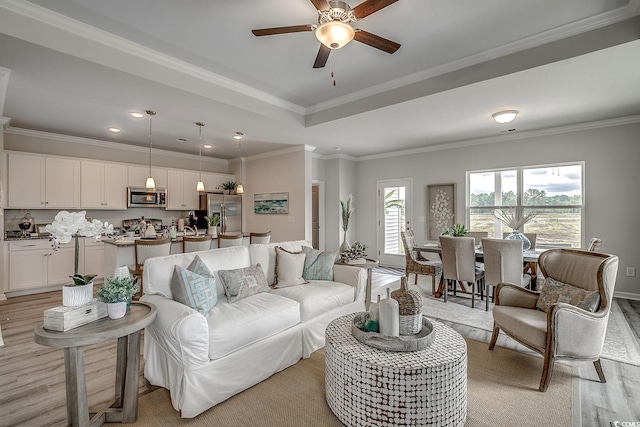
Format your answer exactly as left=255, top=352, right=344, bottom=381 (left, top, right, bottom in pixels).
left=614, top=291, right=640, bottom=301
left=0, top=66, right=10, bottom=117
left=245, top=144, right=308, bottom=161
left=312, top=180, right=326, bottom=251
left=0, top=116, right=10, bottom=129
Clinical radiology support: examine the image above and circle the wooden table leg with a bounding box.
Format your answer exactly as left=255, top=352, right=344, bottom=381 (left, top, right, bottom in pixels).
left=365, top=270, right=372, bottom=311
left=63, top=346, right=89, bottom=426
left=113, top=335, right=128, bottom=408
left=122, top=331, right=141, bottom=422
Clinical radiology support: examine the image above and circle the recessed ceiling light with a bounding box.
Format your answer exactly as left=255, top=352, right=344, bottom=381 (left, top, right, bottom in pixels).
left=492, top=110, right=519, bottom=124
left=203, top=144, right=212, bottom=149
left=333, top=147, right=341, bottom=151
left=233, top=132, right=244, bottom=140
left=108, top=127, right=121, bottom=133
left=129, top=112, right=144, bottom=119
left=177, top=138, right=188, bottom=143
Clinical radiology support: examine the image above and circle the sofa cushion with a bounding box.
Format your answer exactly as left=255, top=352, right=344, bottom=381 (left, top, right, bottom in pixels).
left=249, top=241, right=312, bottom=286
left=218, top=264, right=270, bottom=303
left=302, top=246, right=337, bottom=281
left=273, top=246, right=308, bottom=289
left=271, top=280, right=355, bottom=321
left=205, top=292, right=300, bottom=360
left=170, top=257, right=217, bottom=315
left=493, top=305, right=547, bottom=349
left=536, top=277, right=601, bottom=313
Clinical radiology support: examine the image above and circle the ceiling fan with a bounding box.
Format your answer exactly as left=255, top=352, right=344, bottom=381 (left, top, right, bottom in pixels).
left=252, top=0, right=401, bottom=68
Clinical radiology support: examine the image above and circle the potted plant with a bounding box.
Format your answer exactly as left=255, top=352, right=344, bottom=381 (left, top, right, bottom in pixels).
left=204, top=213, right=220, bottom=237
left=46, top=211, right=114, bottom=307
left=341, top=241, right=368, bottom=265
left=96, top=276, right=138, bottom=319
left=340, top=194, right=354, bottom=253
left=221, top=181, right=236, bottom=195
left=442, top=223, right=468, bottom=237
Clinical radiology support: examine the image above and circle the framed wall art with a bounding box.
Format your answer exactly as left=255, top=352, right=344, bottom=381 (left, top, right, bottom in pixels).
left=254, top=192, right=289, bottom=214
left=427, top=183, right=456, bottom=240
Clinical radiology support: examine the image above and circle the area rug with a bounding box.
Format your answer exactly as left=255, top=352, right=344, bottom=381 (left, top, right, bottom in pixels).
left=373, top=279, right=640, bottom=367
left=111, top=337, right=571, bottom=427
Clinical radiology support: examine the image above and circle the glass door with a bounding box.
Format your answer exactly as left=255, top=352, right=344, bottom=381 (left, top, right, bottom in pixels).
left=377, top=179, right=412, bottom=267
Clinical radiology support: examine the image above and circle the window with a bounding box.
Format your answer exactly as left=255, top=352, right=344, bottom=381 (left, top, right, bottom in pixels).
left=467, top=163, right=584, bottom=248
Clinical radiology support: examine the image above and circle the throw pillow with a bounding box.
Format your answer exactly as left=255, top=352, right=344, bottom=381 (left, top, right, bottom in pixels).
left=536, top=277, right=601, bottom=313
left=171, top=256, right=217, bottom=315
left=302, top=246, right=337, bottom=281
left=218, top=264, right=270, bottom=303
left=273, top=246, right=308, bottom=288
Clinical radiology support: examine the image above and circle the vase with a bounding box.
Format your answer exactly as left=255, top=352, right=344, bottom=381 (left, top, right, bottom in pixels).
left=62, top=282, right=94, bottom=307
left=106, top=301, right=127, bottom=319
left=505, top=230, right=531, bottom=251
left=340, top=235, right=350, bottom=254
left=369, top=294, right=381, bottom=323
left=379, top=288, right=399, bottom=337
left=208, top=226, right=217, bottom=238
left=391, top=276, right=423, bottom=335
left=113, top=265, right=130, bottom=279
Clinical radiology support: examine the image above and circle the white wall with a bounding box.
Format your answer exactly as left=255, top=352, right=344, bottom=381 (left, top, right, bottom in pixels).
left=354, top=122, right=640, bottom=298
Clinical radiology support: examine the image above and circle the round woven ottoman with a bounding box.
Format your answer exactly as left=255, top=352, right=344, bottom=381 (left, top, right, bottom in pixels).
left=325, top=314, right=467, bottom=427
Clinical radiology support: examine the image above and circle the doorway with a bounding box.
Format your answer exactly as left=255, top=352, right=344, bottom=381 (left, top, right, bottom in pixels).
left=311, top=181, right=325, bottom=250
left=377, top=179, right=412, bottom=267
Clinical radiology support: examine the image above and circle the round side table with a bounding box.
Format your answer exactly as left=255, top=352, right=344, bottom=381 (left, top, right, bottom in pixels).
left=325, top=313, right=467, bottom=427
left=335, top=259, right=379, bottom=310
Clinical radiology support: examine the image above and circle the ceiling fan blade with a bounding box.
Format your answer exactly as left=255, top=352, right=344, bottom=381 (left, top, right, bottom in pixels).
left=353, top=0, right=399, bottom=20
left=354, top=30, right=400, bottom=54
left=310, top=0, right=331, bottom=10
left=252, top=25, right=314, bottom=36
left=313, top=44, right=331, bottom=68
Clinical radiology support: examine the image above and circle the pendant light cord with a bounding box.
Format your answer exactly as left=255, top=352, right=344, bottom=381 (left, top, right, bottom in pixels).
left=146, top=110, right=156, bottom=177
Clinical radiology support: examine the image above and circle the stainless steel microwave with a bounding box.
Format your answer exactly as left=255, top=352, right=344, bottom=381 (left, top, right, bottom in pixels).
left=127, top=187, right=167, bottom=208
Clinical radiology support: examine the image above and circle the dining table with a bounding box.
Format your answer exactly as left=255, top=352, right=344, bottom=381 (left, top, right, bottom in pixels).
left=413, top=243, right=544, bottom=297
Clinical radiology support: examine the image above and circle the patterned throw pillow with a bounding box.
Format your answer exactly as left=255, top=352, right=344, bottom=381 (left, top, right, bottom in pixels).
left=302, top=246, right=337, bottom=281
left=171, top=256, right=217, bottom=315
left=273, top=246, right=309, bottom=289
left=536, top=277, right=601, bottom=313
left=218, top=264, right=270, bottom=303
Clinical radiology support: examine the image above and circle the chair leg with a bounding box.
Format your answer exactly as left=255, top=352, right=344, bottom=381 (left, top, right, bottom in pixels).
left=471, top=282, right=475, bottom=308
left=485, top=285, right=490, bottom=311
left=431, top=274, right=436, bottom=296
left=593, top=359, right=606, bottom=383
left=539, top=350, right=555, bottom=392
left=489, top=323, right=500, bottom=350
left=414, top=273, right=418, bottom=285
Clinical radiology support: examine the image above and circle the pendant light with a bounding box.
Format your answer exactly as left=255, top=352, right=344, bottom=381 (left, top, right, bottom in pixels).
left=234, top=132, right=244, bottom=195
left=145, top=110, right=156, bottom=189
left=196, top=122, right=205, bottom=192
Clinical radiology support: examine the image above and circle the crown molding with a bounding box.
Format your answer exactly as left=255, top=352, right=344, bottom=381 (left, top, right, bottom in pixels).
left=5, top=127, right=229, bottom=166
left=245, top=144, right=308, bottom=162
left=312, top=152, right=358, bottom=161
left=0, top=116, right=10, bottom=130
left=356, top=115, right=640, bottom=162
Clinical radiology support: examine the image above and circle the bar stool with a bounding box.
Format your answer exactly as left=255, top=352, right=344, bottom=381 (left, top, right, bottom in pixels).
left=182, top=235, right=213, bottom=253
left=217, top=234, right=243, bottom=248
left=132, top=237, right=171, bottom=299
left=249, top=231, right=271, bottom=244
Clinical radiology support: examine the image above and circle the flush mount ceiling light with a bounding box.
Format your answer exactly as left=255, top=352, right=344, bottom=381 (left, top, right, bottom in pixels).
left=203, top=144, right=212, bottom=149
left=492, top=110, right=519, bottom=124
left=145, top=110, right=156, bottom=189
left=130, top=112, right=144, bottom=119
left=108, top=127, right=121, bottom=133
left=315, top=21, right=355, bottom=49
left=196, top=122, right=205, bottom=192
left=234, top=132, right=244, bottom=195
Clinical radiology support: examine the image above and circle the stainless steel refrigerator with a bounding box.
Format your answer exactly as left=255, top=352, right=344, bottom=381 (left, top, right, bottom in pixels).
left=199, top=193, right=242, bottom=234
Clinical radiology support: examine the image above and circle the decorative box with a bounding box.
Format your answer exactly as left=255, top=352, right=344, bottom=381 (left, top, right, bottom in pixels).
left=346, top=258, right=367, bottom=265
left=44, top=299, right=107, bottom=332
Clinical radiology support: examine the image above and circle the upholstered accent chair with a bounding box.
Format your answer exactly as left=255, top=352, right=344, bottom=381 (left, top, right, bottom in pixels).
left=489, top=248, right=619, bottom=391
left=481, top=238, right=531, bottom=311
left=132, top=237, right=172, bottom=299
left=400, top=231, right=442, bottom=296
left=250, top=231, right=271, bottom=244
left=217, top=234, right=244, bottom=248
left=182, top=235, right=213, bottom=253
left=439, top=236, right=485, bottom=307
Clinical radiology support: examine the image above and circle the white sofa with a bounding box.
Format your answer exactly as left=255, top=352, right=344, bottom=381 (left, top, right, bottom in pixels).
left=140, top=240, right=366, bottom=418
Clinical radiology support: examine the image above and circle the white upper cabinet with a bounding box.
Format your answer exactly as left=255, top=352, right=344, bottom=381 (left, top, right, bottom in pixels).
left=7, top=153, right=80, bottom=209
left=128, top=165, right=168, bottom=189
left=81, top=161, right=127, bottom=209
left=167, top=169, right=201, bottom=210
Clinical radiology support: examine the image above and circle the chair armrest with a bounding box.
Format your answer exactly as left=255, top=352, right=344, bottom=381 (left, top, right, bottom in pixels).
left=548, top=303, right=609, bottom=358
left=495, top=283, right=540, bottom=309
left=140, top=294, right=210, bottom=368
left=333, top=264, right=367, bottom=302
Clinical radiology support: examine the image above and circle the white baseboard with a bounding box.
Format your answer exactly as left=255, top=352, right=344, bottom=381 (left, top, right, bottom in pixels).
left=613, top=291, right=640, bottom=301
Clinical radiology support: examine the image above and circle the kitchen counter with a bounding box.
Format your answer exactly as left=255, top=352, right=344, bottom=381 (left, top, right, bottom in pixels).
left=102, top=235, right=214, bottom=247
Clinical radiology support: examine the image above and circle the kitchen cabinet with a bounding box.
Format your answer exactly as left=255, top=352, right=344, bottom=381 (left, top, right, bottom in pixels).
left=8, top=240, right=75, bottom=292
left=81, top=161, right=127, bottom=209
left=7, top=153, right=81, bottom=209
left=201, top=172, right=235, bottom=193
left=128, top=165, right=168, bottom=189
left=167, top=169, right=201, bottom=210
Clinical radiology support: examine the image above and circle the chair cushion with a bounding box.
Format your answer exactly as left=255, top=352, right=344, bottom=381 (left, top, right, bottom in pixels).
left=493, top=305, right=548, bottom=349
left=205, top=292, right=300, bottom=360
left=302, top=246, right=337, bottom=281
left=536, top=277, right=601, bottom=313
left=273, top=246, right=308, bottom=288
left=170, top=257, right=217, bottom=315
left=272, top=280, right=355, bottom=321
left=218, top=264, right=270, bottom=303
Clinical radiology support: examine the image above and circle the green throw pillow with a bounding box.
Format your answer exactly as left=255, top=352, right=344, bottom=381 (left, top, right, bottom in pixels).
left=536, top=277, right=601, bottom=313
left=171, top=256, right=217, bottom=315
left=218, top=264, right=270, bottom=303
left=302, top=246, right=337, bottom=281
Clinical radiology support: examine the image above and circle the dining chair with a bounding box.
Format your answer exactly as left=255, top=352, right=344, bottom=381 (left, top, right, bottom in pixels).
left=217, top=234, right=244, bottom=248
left=588, top=237, right=602, bottom=252
left=132, top=237, right=171, bottom=299
left=490, top=249, right=619, bottom=391
left=503, top=232, right=537, bottom=282
left=481, top=238, right=531, bottom=311
left=465, top=231, right=488, bottom=246
left=250, top=231, right=271, bottom=244
left=182, top=235, right=213, bottom=253
left=439, top=236, right=484, bottom=307
left=400, top=231, right=442, bottom=296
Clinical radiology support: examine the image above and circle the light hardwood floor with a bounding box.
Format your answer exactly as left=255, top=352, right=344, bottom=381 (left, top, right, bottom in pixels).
left=1, top=276, right=638, bottom=426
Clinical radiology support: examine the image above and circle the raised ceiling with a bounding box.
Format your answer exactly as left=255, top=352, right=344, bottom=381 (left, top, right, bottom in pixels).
left=0, top=0, right=639, bottom=159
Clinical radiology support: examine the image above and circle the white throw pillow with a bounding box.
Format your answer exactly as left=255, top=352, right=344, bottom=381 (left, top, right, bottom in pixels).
left=273, top=246, right=308, bottom=289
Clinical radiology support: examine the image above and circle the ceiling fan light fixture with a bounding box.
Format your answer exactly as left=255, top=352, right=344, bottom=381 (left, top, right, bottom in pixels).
left=315, top=21, right=355, bottom=49
left=492, top=110, right=519, bottom=124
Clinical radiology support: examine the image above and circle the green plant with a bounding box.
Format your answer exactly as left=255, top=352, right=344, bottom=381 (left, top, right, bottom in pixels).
left=340, top=194, right=354, bottom=233
left=96, top=276, right=137, bottom=303
left=204, top=214, right=220, bottom=227
left=222, top=181, right=236, bottom=191
left=442, top=223, right=467, bottom=237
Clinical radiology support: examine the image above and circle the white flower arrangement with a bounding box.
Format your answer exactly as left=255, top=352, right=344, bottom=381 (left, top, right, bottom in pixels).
left=430, top=189, right=454, bottom=234
left=46, top=211, right=114, bottom=285
left=494, top=208, right=537, bottom=231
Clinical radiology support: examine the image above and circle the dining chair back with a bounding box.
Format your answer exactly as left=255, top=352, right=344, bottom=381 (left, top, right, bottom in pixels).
left=217, top=234, right=244, bottom=248
left=481, top=238, right=531, bottom=311
left=465, top=231, right=488, bottom=246
left=400, top=231, right=442, bottom=296
left=133, top=237, right=171, bottom=298
left=182, top=235, right=213, bottom=253
left=588, top=237, right=602, bottom=252
left=439, top=236, right=484, bottom=307
left=250, top=231, right=271, bottom=244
